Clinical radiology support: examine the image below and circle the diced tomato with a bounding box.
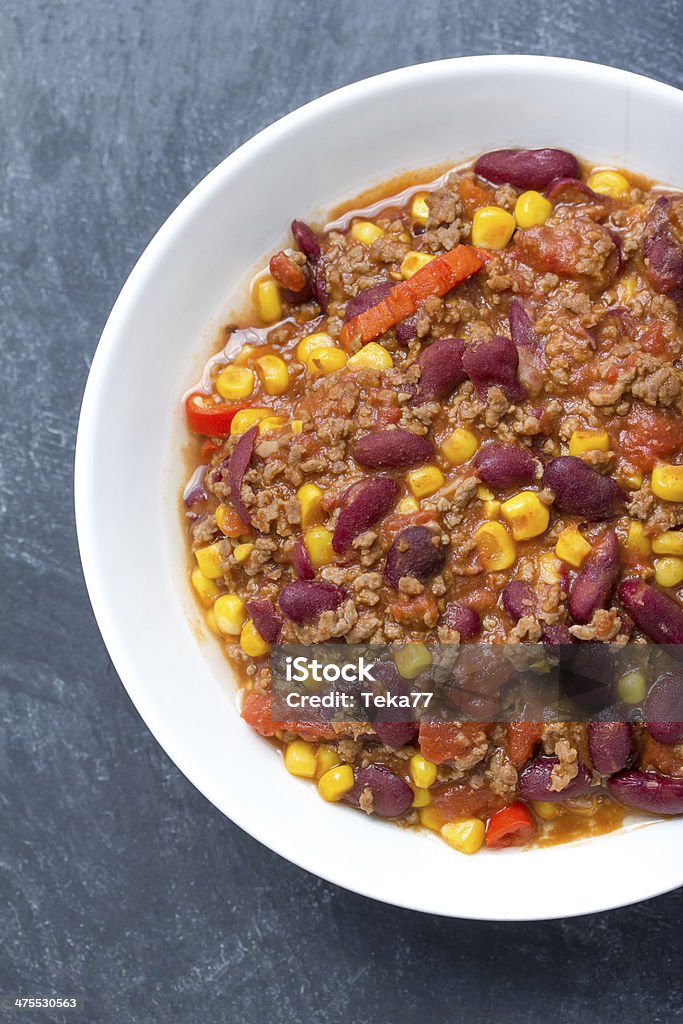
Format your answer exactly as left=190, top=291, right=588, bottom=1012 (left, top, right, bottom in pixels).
left=200, top=439, right=221, bottom=459
left=388, top=591, right=438, bottom=627
left=618, top=403, right=683, bottom=471
left=506, top=722, right=543, bottom=768
left=241, top=691, right=336, bottom=742
left=419, top=720, right=491, bottom=765
left=639, top=323, right=666, bottom=355
left=458, top=176, right=495, bottom=216
left=185, top=392, right=248, bottom=436
left=485, top=801, right=536, bottom=849
left=431, top=780, right=502, bottom=823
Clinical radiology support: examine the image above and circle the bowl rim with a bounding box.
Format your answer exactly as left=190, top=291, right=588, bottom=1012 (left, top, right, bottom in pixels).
left=75, top=54, right=683, bottom=920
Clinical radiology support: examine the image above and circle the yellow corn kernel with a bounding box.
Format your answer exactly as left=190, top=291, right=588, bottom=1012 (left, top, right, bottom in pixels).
left=205, top=607, right=221, bottom=635
left=191, top=566, right=219, bottom=605
left=407, top=465, right=445, bottom=499
left=291, top=419, right=304, bottom=434
left=440, top=819, right=485, bottom=855
left=471, top=206, right=516, bottom=250
left=655, top=557, right=683, bottom=588
left=284, top=740, right=318, bottom=779
left=297, top=483, right=323, bottom=529
left=514, top=190, right=553, bottom=228
left=215, top=503, right=239, bottom=536
left=256, top=277, right=282, bottom=322
left=621, top=469, right=644, bottom=490
left=240, top=619, right=271, bottom=657
left=483, top=499, right=501, bottom=520
left=304, top=526, right=335, bottom=568
left=587, top=170, right=630, bottom=198
left=500, top=491, right=550, bottom=541
left=532, top=801, right=559, bottom=821
left=538, top=551, right=563, bottom=584
left=652, top=530, right=683, bottom=556
left=233, top=344, right=256, bottom=365
left=410, top=192, right=430, bottom=226
left=350, top=220, right=385, bottom=246
left=409, top=753, right=437, bottom=789
left=620, top=275, right=637, bottom=300
left=652, top=463, right=683, bottom=502
left=474, top=521, right=516, bottom=571
left=399, top=250, right=435, bottom=279
left=398, top=496, right=420, bottom=514
left=568, top=429, right=610, bottom=456
left=213, top=594, right=248, bottom=636
left=476, top=485, right=494, bottom=501
left=233, top=542, right=255, bottom=563
left=215, top=364, right=255, bottom=401
left=316, top=745, right=341, bottom=777
left=230, top=407, right=270, bottom=435
left=617, top=669, right=647, bottom=705
left=347, top=342, right=393, bottom=370
left=318, top=764, right=355, bottom=802
left=418, top=805, right=442, bottom=831
left=258, top=415, right=288, bottom=434
left=394, top=643, right=432, bottom=680
left=555, top=526, right=592, bottom=569
left=625, top=520, right=652, bottom=559
left=307, top=347, right=348, bottom=376
left=440, top=427, right=479, bottom=466
left=411, top=785, right=432, bottom=808
left=296, top=331, right=334, bottom=363
left=566, top=796, right=600, bottom=819
left=195, top=541, right=224, bottom=580
left=256, top=354, right=289, bottom=395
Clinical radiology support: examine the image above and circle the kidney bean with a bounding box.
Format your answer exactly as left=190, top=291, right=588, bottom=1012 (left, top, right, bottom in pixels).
left=332, top=476, right=399, bottom=554
left=442, top=602, right=481, bottom=639
left=618, top=578, right=683, bottom=646
left=608, top=769, right=683, bottom=815
left=410, top=338, right=467, bottom=405
left=474, top=443, right=536, bottom=489
left=245, top=599, right=282, bottom=644
left=501, top=580, right=536, bottom=621
left=508, top=298, right=539, bottom=350
left=543, top=456, right=624, bottom=520
left=542, top=624, right=575, bottom=646
left=644, top=669, right=683, bottom=744
left=278, top=581, right=345, bottom=624
left=395, top=314, right=418, bottom=345
left=474, top=148, right=580, bottom=190
left=562, top=642, right=614, bottom=712
left=587, top=722, right=632, bottom=775
left=568, top=530, right=620, bottom=625
left=353, top=429, right=433, bottom=470
left=344, top=764, right=414, bottom=818
left=643, top=197, right=683, bottom=294
left=372, top=720, right=420, bottom=748
left=291, top=219, right=321, bottom=262
left=312, top=262, right=329, bottom=312
left=345, top=281, right=393, bottom=322
left=292, top=536, right=314, bottom=580
left=462, top=335, right=527, bottom=403
left=518, top=756, right=592, bottom=801
left=227, top=424, right=259, bottom=525
left=545, top=177, right=601, bottom=201
left=384, top=525, right=445, bottom=588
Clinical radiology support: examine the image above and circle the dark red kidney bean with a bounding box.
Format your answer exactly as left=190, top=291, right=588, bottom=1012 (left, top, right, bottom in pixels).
left=518, top=756, right=592, bottom=801
left=245, top=599, right=282, bottom=644
left=395, top=314, right=418, bottom=345
left=344, top=764, right=414, bottom=818
left=545, top=177, right=601, bottom=201
left=352, top=429, right=433, bottom=470
left=474, top=148, right=580, bottom=190
left=278, top=581, right=345, bottom=624
left=291, top=219, right=321, bottom=262
left=228, top=424, right=259, bottom=525
left=608, top=769, right=683, bottom=815
left=508, top=298, right=540, bottom=350
left=474, top=443, right=536, bottom=489
left=292, top=536, right=315, bottom=580
left=588, top=722, right=632, bottom=775
left=562, top=642, right=614, bottom=711
left=462, top=335, right=527, bottom=403
left=643, top=197, right=683, bottom=294
left=543, top=456, right=624, bottom=520
left=384, top=525, right=445, bottom=588
left=332, top=476, right=398, bottom=554
left=312, top=262, right=329, bottom=312
left=618, top=579, right=683, bottom=646
left=644, top=670, right=683, bottom=744
left=568, top=530, right=620, bottom=625
left=410, top=338, right=467, bottom=405
left=345, top=281, right=393, bottom=322
left=542, top=623, right=575, bottom=646
left=442, top=602, right=481, bottom=639
left=501, top=580, right=536, bottom=621
left=372, top=720, right=420, bottom=748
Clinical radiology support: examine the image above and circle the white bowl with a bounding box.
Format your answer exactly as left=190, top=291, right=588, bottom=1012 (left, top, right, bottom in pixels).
left=75, top=55, right=683, bottom=920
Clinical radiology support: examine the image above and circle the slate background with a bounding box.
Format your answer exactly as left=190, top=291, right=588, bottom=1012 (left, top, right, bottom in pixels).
left=2, top=1, right=682, bottom=1021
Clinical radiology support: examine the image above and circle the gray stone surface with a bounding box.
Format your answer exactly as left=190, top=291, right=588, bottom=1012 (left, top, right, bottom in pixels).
left=1, top=1, right=682, bottom=1021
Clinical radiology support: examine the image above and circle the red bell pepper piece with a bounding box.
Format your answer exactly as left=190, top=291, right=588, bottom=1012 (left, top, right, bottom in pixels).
left=485, top=801, right=536, bottom=849
left=185, top=392, right=248, bottom=436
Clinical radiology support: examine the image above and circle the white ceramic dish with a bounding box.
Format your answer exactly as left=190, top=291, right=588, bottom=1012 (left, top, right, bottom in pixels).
left=75, top=55, right=683, bottom=920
